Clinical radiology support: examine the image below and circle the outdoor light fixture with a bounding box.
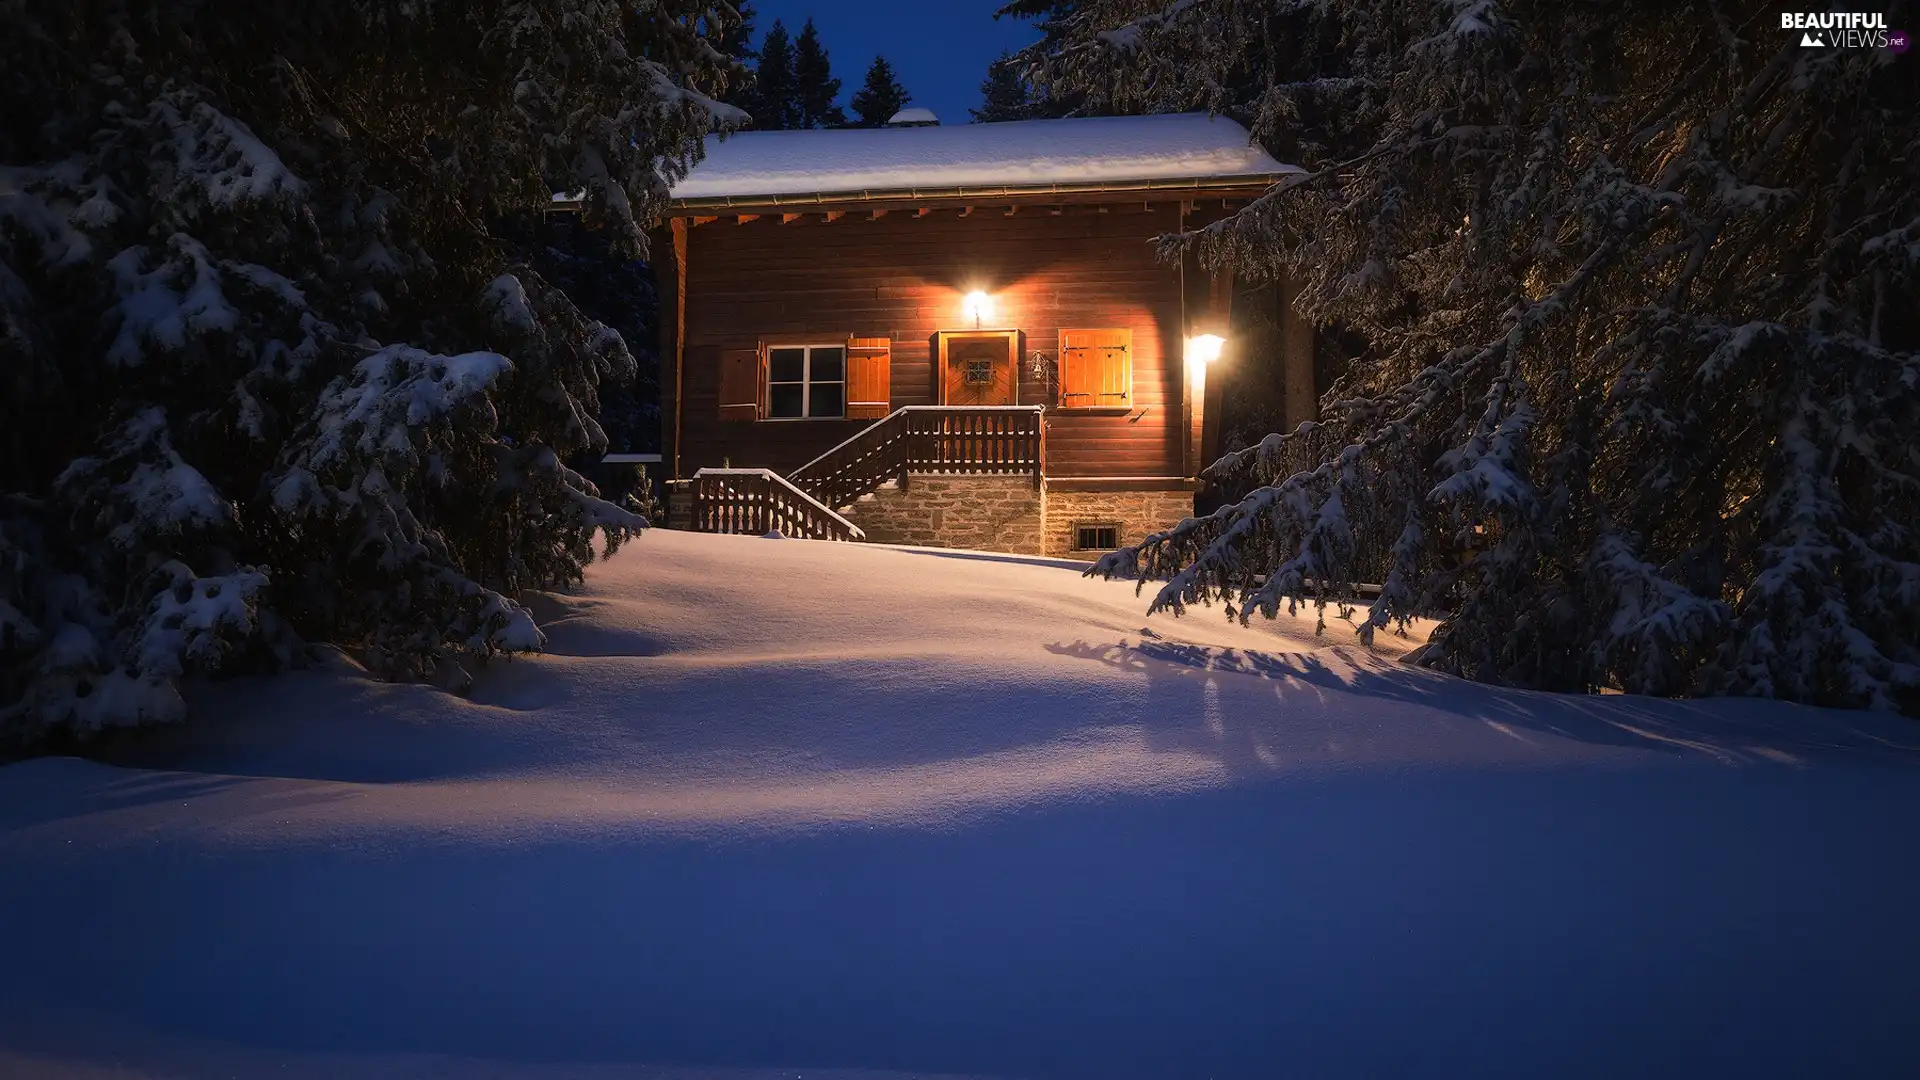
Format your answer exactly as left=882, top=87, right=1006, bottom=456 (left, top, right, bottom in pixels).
left=1185, top=333, right=1225, bottom=364
left=963, top=290, right=993, bottom=328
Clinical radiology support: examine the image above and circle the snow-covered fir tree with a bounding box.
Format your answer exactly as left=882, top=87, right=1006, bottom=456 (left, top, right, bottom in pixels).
left=516, top=215, right=660, bottom=455
left=991, top=3, right=1092, bottom=117
left=851, top=57, right=913, bottom=128
left=1026, top=0, right=1920, bottom=711
left=0, top=1, right=743, bottom=741
left=716, top=0, right=765, bottom=122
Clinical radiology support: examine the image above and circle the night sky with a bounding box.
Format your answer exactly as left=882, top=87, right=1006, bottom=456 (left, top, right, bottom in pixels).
left=748, top=1, right=1042, bottom=126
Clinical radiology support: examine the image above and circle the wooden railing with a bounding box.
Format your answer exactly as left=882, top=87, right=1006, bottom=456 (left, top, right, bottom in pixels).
left=790, top=405, right=1044, bottom=510
left=906, top=406, right=1044, bottom=479
left=789, top=409, right=912, bottom=512
left=691, top=468, right=865, bottom=541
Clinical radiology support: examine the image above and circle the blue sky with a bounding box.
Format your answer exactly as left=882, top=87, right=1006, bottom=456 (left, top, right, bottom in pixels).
left=747, top=1, right=1043, bottom=125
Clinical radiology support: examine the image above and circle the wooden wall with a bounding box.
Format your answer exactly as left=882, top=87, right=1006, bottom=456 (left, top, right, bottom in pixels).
left=668, top=204, right=1190, bottom=479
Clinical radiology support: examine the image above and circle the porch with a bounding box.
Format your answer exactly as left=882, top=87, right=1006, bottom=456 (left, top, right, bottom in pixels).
left=657, top=404, right=1192, bottom=556
left=665, top=404, right=1042, bottom=533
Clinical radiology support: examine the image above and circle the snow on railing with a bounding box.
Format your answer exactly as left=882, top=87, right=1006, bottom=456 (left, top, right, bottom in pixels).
left=691, top=467, right=865, bottom=541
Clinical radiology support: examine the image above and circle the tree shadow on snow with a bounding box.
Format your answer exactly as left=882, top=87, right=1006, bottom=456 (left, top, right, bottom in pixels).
left=1043, top=635, right=1920, bottom=771
left=0, top=758, right=343, bottom=832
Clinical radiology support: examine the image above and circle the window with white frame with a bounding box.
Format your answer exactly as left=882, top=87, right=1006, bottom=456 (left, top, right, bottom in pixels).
left=766, top=345, right=846, bottom=419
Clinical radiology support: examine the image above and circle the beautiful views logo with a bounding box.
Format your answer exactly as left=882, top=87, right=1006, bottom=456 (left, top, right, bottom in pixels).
left=1781, top=11, right=1903, bottom=49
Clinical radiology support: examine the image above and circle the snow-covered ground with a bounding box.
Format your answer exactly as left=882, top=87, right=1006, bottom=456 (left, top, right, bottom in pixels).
left=2, top=531, right=1917, bottom=1079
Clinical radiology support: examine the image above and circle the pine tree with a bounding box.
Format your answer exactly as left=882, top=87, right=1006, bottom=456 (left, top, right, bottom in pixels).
left=0, top=1, right=743, bottom=741
left=850, top=56, right=912, bottom=128
left=793, top=19, right=848, bottom=129
left=971, top=52, right=1042, bottom=123
left=1030, top=1, right=1920, bottom=712
left=752, top=19, right=800, bottom=130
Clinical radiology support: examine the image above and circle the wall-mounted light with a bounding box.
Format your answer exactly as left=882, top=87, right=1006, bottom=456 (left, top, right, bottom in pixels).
left=963, top=289, right=993, bottom=328
left=1185, top=333, right=1225, bottom=365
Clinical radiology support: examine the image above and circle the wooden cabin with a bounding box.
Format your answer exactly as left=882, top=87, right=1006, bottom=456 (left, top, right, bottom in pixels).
left=651, top=112, right=1310, bottom=557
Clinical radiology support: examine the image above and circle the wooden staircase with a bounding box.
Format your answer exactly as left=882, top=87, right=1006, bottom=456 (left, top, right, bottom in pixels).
left=683, top=406, right=1044, bottom=541
left=790, top=405, right=1045, bottom=511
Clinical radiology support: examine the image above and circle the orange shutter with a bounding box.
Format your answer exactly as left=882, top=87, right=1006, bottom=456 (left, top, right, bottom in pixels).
left=718, top=345, right=763, bottom=421
left=846, top=336, right=892, bottom=419
left=1058, top=328, right=1131, bottom=408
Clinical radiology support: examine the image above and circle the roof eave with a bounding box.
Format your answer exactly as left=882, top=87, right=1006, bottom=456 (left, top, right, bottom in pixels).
left=661, top=173, right=1295, bottom=215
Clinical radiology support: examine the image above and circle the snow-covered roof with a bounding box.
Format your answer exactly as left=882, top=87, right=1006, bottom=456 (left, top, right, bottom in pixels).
left=668, top=113, right=1299, bottom=205
left=886, top=107, right=940, bottom=126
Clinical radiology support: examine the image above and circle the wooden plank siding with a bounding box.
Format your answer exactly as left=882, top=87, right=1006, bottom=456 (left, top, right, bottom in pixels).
left=669, top=204, right=1188, bottom=479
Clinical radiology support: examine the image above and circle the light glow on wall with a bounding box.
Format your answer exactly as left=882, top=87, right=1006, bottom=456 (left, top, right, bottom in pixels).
left=1185, top=333, right=1225, bottom=364
left=962, top=290, right=994, bottom=327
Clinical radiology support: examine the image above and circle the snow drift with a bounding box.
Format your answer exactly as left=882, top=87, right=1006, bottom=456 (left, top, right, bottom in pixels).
left=1, top=531, right=1916, bottom=1079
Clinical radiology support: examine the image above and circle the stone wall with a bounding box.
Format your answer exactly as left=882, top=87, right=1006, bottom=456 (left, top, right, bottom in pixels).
left=1041, top=489, right=1195, bottom=559
left=835, top=476, right=1191, bottom=558
left=839, top=473, right=1045, bottom=554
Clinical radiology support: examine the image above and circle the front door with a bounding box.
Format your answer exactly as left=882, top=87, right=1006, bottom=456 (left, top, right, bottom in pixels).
left=937, top=330, right=1020, bottom=406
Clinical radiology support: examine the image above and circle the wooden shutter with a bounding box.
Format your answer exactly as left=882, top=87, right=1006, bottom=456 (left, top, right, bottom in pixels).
left=1058, top=328, right=1131, bottom=408
left=718, top=345, right=763, bottom=422
left=846, top=335, right=892, bottom=419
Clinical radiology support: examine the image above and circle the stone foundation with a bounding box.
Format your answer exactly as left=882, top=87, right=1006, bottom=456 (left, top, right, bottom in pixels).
left=673, top=469, right=1192, bottom=557
left=835, top=474, right=1191, bottom=558
left=840, top=473, right=1045, bottom=554
left=1041, top=488, right=1195, bottom=559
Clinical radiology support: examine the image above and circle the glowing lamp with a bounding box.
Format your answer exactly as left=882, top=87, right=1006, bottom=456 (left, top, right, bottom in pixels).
left=1185, top=333, right=1225, bottom=364
left=962, top=290, right=993, bottom=327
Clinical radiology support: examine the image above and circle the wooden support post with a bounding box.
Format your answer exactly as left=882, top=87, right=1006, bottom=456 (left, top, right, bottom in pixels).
left=670, top=217, right=688, bottom=479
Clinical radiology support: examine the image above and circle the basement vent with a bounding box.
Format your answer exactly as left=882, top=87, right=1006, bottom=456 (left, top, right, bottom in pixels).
left=1074, top=523, right=1121, bottom=551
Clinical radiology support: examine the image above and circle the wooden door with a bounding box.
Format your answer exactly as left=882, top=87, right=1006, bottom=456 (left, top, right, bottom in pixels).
left=937, top=331, right=1019, bottom=406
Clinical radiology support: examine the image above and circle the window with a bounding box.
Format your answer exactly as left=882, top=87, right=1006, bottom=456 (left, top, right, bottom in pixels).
left=1073, top=523, right=1121, bottom=551
left=766, top=345, right=846, bottom=419
left=1058, top=328, right=1132, bottom=409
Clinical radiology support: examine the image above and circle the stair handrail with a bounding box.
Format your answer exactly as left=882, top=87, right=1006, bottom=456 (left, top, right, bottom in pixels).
left=791, top=405, right=1044, bottom=479
left=691, top=467, right=866, bottom=541
left=790, top=405, right=1046, bottom=510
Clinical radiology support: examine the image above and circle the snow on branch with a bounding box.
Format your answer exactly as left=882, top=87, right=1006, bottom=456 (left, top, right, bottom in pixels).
left=153, top=95, right=307, bottom=210
left=301, top=346, right=512, bottom=472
